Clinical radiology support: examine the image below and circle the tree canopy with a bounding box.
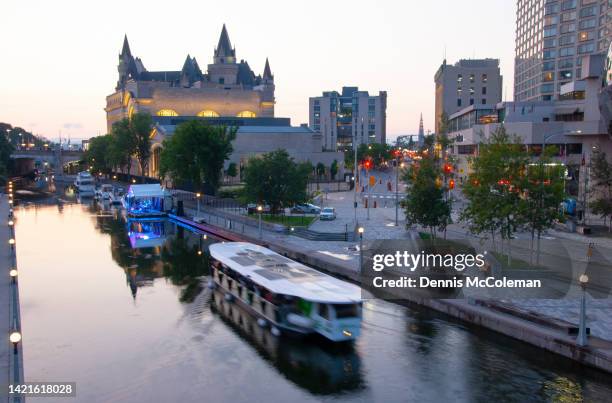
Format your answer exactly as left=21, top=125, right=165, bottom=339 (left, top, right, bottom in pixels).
left=242, top=149, right=310, bottom=213
left=159, top=120, right=236, bottom=193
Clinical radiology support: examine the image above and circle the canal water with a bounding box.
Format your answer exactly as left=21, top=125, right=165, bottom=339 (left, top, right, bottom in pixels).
left=14, top=198, right=612, bottom=403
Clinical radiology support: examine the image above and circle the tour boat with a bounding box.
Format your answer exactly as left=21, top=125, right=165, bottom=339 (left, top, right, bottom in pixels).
left=208, top=242, right=362, bottom=342
left=74, top=171, right=95, bottom=197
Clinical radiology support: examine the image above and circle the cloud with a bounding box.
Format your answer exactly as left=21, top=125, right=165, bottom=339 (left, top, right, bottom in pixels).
left=63, top=123, right=83, bottom=129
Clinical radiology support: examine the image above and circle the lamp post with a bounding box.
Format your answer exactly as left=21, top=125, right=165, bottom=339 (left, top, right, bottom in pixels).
left=353, top=128, right=359, bottom=225
left=9, top=331, right=21, bottom=354
left=257, top=205, right=263, bottom=239
left=9, top=268, right=17, bottom=284
left=393, top=150, right=402, bottom=226
left=196, top=192, right=201, bottom=216
left=577, top=272, right=589, bottom=346
left=358, top=226, right=364, bottom=270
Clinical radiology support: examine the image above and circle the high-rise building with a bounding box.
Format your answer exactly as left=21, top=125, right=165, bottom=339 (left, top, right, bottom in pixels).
left=434, top=59, right=503, bottom=133
left=309, top=87, right=387, bottom=151
left=105, top=25, right=275, bottom=133
left=514, top=0, right=612, bottom=103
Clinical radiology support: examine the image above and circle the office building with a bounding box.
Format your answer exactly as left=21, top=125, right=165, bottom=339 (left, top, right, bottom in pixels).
left=434, top=59, right=503, bottom=132
left=514, top=0, right=612, bottom=102
left=309, top=87, right=387, bottom=151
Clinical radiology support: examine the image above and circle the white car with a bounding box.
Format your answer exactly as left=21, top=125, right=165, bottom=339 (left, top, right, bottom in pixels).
left=319, top=207, right=336, bottom=221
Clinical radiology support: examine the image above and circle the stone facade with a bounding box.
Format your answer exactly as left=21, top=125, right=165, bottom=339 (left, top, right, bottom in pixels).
left=105, top=25, right=275, bottom=133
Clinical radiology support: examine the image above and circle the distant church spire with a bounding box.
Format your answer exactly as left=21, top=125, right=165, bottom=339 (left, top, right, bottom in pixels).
left=263, top=58, right=273, bottom=80
left=214, top=24, right=236, bottom=63
left=121, top=34, right=132, bottom=57
left=418, top=113, right=425, bottom=146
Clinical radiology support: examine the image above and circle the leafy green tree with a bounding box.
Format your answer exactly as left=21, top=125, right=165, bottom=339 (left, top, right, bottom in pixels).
left=316, top=162, right=325, bottom=178
left=159, top=120, right=236, bottom=193
left=226, top=162, right=238, bottom=178
left=0, top=130, right=14, bottom=178
left=330, top=159, right=338, bottom=180
left=85, top=134, right=114, bottom=175
left=110, top=118, right=136, bottom=175
left=522, top=146, right=565, bottom=263
left=402, top=154, right=451, bottom=239
left=131, top=112, right=153, bottom=179
left=242, top=149, right=310, bottom=214
left=590, top=148, right=612, bottom=231
left=460, top=127, right=528, bottom=257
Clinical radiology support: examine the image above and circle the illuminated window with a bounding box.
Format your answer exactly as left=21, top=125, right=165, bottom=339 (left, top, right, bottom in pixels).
left=197, top=110, right=220, bottom=118
left=156, top=109, right=179, bottom=117
left=236, top=111, right=256, bottom=118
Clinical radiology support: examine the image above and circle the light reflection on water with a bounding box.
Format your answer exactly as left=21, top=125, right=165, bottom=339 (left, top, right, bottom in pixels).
left=13, top=199, right=612, bottom=403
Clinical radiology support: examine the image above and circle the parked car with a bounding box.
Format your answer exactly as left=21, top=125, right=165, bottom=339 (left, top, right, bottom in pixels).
left=292, top=203, right=321, bottom=214
left=319, top=207, right=336, bottom=221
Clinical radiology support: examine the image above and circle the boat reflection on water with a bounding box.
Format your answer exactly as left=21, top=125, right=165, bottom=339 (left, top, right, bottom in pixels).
left=210, top=288, right=364, bottom=395
left=127, top=218, right=167, bottom=249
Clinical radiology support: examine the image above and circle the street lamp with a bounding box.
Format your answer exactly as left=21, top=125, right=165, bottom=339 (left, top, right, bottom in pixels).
left=196, top=192, right=201, bottom=216
left=393, top=150, right=402, bottom=226
left=257, top=205, right=263, bottom=239
left=577, top=272, right=589, bottom=346
left=9, top=268, right=17, bottom=284
left=358, top=226, right=365, bottom=270
left=9, top=331, right=21, bottom=354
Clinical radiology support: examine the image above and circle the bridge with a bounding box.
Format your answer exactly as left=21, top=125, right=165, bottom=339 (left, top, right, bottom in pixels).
left=10, top=149, right=84, bottom=174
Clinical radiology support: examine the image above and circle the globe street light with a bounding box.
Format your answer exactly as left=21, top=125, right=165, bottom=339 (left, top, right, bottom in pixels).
left=577, top=272, right=589, bottom=346
left=9, top=331, right=21, bottom=354
left=358, top=227, right=365, bottom=270
left=257, top=205, right=263, bottom=239
left=9, top=268, right=17, bottom=284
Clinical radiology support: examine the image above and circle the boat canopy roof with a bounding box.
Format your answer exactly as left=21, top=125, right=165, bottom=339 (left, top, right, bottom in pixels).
left=209, top=242, right=361, bottom=304
left=126, top=184, right=166, bottom=198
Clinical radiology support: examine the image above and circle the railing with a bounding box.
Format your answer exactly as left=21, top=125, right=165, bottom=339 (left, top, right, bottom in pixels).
left=7, top=185, right=24, bottom=403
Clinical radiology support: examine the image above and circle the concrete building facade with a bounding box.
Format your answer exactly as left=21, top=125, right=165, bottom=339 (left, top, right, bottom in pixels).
left=105, top=25, right=275, bottom=133
left=514, top=0, right=612, bottom=102
left=434, top=59, right=503, bottom=133
left=448, top=54, right=612, bottom=202
left=309, top=87, right=387, bottom=151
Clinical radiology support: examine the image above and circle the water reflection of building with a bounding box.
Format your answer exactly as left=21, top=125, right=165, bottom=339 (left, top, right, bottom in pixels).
left=211, top=289, right=363, bottom=394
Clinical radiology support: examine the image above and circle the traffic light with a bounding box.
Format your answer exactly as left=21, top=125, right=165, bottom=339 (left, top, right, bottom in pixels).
left=449, top=179, right=455, bottom=190
left=443, top=163, right=453, bottom=174
left=364, top=159, right=373, bottom=170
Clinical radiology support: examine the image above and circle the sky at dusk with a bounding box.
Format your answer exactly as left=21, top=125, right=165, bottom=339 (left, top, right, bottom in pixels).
left=0, top=0, right=517, bottom=142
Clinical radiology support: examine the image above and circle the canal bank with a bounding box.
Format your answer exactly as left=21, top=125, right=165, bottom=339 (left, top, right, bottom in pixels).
left=0, top=192, right=25, bottom=401
left=176, top=207, right=612, bottom=374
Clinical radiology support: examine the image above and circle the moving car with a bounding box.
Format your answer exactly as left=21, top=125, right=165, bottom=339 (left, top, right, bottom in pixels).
left=247, top=203, right=271, bottom=214
left=319, top=207, right=336, bottom=221
left=292, top=203, right=321, bottom=214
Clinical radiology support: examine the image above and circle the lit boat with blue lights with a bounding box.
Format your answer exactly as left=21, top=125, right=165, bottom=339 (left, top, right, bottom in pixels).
left=209, top=242, right=362, bottom=342
left=123, top=184, right=172, bottom=218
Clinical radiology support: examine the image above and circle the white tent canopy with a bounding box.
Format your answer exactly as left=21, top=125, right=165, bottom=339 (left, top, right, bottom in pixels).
left=126, top=184, right=166, bottom=198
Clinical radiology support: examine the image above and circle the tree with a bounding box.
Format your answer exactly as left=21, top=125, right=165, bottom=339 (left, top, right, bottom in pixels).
left=242, top=149, right=310, bottom=214
left=226, top=162, right=238, bottom=179
left=402, top=154, right=451, bottom=239
left=131, top=112, right=153, bottom=180
left=590, top=148, right=612, bottom=231
left=460, top=126, right=528, bottom=259
left=330, top=159, right=338, bottom=180
left=110, top=118, right=136, bottom=175
left=85, top=134, right=114, bottom=175
left=159, top=120, right=236, bottom=193
left=522, top=146, right=565, bottom=264
left=316, top=162, right=325, bottom=179
left=0, top=130, right=14, bottom=178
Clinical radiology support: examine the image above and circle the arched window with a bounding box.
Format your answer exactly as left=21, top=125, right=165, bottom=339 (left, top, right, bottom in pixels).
left=197, top=110, right=220, bottom=118
left=236, top=110, right=257, bottom=118
left=156, top=109, right=179, bottom=117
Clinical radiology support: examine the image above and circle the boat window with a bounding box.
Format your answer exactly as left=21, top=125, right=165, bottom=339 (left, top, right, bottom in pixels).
left=333, top=304, right=359, bottom=319
left=318, top=303, right=329, bottom=320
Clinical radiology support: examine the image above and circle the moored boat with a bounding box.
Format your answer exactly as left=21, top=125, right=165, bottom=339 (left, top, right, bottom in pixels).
left=208, top=242, right=362, bottom=342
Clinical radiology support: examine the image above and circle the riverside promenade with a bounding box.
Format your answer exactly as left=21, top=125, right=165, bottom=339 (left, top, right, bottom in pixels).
left=0, top=191, right=24, bottom=402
